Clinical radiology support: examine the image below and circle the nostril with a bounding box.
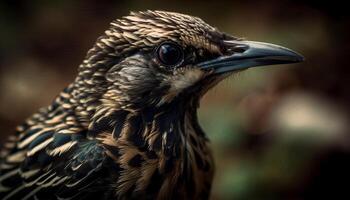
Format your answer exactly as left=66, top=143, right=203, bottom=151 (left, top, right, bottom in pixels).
left=232, top=44, right=249, bottom=53
left=223, top=40, right=250, bottom=54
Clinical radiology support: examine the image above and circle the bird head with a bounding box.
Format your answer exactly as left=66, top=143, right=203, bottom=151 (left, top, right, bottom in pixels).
left=76, top=10, right=303, bottom=113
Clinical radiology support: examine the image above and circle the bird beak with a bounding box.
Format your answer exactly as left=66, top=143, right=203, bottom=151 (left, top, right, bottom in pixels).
left=198, top=40, right=304, bottom=74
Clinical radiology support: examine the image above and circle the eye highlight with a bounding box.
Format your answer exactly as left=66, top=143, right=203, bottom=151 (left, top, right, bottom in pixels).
left=156, top=42, right=184, bottom=67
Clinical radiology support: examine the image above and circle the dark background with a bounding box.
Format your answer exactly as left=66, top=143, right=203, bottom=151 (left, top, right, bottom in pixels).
left=0, top=0, right=349, bottom=199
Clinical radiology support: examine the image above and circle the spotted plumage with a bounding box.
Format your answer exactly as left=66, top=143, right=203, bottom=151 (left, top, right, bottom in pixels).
left=0, top=10, right=303, bottom=200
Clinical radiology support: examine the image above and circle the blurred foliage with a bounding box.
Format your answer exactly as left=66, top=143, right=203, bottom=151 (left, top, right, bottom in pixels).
left=1, top=0, right=350, bottom=199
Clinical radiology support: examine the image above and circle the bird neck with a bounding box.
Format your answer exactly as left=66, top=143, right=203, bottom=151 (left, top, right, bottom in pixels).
left=47, top=77, right=208, bottom=161
left=89, top=96, right=207, bottom=158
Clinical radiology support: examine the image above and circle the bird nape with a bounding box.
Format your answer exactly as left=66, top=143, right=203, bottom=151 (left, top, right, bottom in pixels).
left=0, top=10, right=303, bottom=200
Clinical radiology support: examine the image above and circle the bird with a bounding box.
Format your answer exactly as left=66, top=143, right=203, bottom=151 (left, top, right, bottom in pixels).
left=0, top=10, right=303, bottom=200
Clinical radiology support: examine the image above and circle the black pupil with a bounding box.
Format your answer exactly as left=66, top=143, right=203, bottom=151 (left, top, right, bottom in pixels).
left=157, top=43, right=182, bottom=66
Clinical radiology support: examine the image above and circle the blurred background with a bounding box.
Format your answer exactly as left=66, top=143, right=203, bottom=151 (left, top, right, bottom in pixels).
left=0, top=0, right=349, bottom=199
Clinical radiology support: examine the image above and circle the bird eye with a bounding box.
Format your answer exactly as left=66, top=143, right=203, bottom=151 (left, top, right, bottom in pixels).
left=156, top=42, right=184, bottom=67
